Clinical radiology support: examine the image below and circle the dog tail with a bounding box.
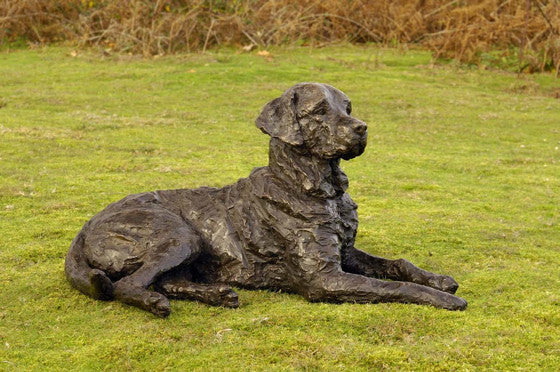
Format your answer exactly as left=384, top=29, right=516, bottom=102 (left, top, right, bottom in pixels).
left=65, top=227, right=114, bottom=300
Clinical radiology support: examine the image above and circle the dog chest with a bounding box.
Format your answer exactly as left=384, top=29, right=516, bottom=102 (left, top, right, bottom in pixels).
left=247, top=168, right=359, bottom=252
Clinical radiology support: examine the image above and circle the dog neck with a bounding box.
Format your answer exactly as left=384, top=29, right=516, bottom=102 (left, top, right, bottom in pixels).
left=267, top=138, right=349, bottom=198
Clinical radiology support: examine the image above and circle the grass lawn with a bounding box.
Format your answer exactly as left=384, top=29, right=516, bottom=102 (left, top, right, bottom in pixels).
left=0, top=44, right=559, bottom=370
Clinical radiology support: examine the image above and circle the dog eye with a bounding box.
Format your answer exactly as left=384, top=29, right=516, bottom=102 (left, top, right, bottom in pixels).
left=346, top=104, right=352, bottom=115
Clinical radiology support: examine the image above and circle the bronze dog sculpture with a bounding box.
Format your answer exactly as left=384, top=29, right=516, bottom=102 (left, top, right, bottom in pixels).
left=66, top=83, right=467, bottom=317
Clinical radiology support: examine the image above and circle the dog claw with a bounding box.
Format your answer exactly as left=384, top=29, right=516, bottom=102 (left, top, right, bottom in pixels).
left=211, top=286, right=239, bottom=308
left=438, top=292, right=467, bottom=311
left=448, top=296, right=467, bottom=311
left=440, top=276, right=459, bottom=294
left=428, top=275, right=459, bottom=294
left=144, top=293, right=171, bottom=318
left=89, top=269, right=114, bottom=300
left=218, top=285, right=231, bottom=294
left=222, top=291, right=239, bottom=308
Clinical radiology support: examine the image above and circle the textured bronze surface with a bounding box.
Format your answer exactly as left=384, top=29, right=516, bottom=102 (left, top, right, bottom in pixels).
left=65, top=83, right=467, bottom=317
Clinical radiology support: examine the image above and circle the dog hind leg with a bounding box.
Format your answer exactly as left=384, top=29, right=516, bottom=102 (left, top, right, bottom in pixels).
left=110, top=224, right=203, bottom=318
left=154, top=273, right=239, bottom=308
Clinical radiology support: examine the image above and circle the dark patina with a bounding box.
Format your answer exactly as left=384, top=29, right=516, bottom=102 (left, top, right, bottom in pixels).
left=66, top=83, right=467, bottom=317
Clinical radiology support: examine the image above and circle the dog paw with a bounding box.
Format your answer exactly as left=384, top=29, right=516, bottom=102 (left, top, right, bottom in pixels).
left=144, top=293, right=171, bottom=318
left=222, top=291, right=239, bottom=308
left=89, top=269, right=114, bottom=300
left=438, top=293, right=467, bottom=311
left=428, top=275, right=459, bottom=294
left=215, top=285, right=239, bottom=308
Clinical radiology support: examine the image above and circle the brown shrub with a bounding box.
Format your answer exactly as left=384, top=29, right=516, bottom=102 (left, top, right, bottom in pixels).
left=1, top=0, right=559, bottom=73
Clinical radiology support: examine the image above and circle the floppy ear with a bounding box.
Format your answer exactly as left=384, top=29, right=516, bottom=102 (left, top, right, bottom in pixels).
left=255, top=91, right=304, bottom=146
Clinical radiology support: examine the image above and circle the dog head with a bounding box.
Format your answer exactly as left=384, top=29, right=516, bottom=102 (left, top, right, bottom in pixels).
left=256, top=83, right=368, bottom=160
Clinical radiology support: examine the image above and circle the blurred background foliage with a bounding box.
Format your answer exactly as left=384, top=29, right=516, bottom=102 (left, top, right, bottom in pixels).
left=1, top=0, right=559, bottom=74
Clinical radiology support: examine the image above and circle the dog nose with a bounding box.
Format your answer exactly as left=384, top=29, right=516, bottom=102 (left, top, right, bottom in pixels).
left=353, top=121, right=367, bottom=135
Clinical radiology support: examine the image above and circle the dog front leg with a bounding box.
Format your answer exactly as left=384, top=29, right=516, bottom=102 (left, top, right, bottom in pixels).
left=301, top=270, right=467, bottom=311
left=342, top=246, right=459, bottom=294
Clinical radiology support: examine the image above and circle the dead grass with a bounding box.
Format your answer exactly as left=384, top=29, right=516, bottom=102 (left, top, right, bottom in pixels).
left=1, top=0, right=559, bottom=73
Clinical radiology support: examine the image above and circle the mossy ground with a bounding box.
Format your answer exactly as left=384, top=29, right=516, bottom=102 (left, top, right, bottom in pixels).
left=0, top=45, right=559, bottom=370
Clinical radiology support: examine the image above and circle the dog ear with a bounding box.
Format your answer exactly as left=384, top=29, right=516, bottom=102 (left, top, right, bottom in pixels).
left=255, top=92, right=304, bottom=146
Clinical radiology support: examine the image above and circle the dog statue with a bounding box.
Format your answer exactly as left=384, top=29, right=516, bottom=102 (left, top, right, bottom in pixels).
left=65, top=83, right=467, bottom=317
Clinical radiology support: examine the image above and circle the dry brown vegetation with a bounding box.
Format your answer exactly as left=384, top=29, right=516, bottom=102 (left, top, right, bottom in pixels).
left=1, top=0, right=559, bottom=73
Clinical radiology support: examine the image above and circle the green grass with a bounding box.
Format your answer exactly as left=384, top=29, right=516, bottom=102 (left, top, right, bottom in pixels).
left=1, top=44, right=559, bottom=370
